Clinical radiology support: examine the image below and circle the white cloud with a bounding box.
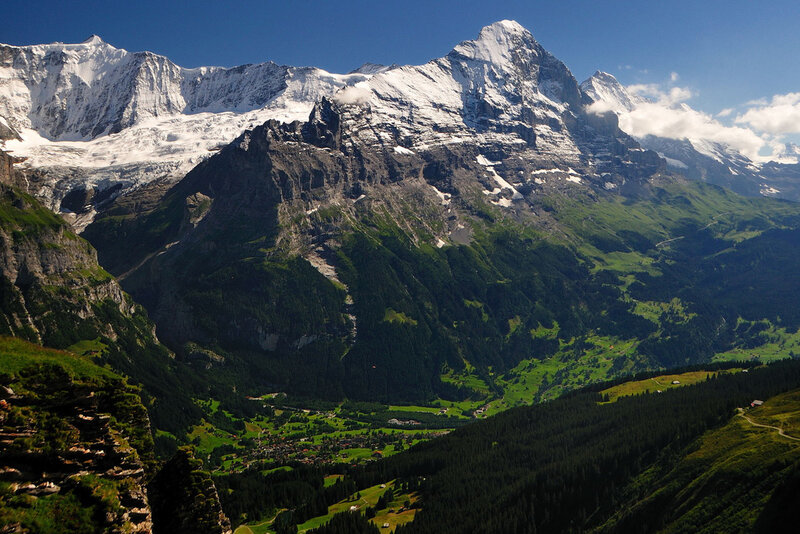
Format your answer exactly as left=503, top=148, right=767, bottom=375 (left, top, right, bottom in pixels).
left=618, top=102, right=767, bottom=161
left=735, top=92, right=800, bottom=135
left=626, top=83, right=662, bottom=100
left=627, top=84, right=692, bottom=106
left=587, top=74, right=800, bottom=163
left=332, top=85, right=372, bottom=106
left=586, top=99, right=621, bottom=114
left=592, top=80, right=770, bottom=161
left=665, top=86, right=692, bottom=105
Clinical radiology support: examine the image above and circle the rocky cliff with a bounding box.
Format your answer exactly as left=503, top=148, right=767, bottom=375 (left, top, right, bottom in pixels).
left=0, top=338, right=234, bottom=534
left=148, top=448, right=232, bottom=534
left=0, top=149, right=148, bottom=348
left=0, top=149, right=204, bottom=435
left=0, top=338, right=154, bottom=533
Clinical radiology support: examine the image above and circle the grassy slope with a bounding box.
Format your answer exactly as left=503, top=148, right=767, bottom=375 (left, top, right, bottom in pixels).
left=473, top=183, right=800, bottom=409
left=599, top=369, right=742, bottom=403
left=85, top=163, right=800, bottom=405
left=596, top=389, right=800, bottom=533
left=0, top=336, right=118, bottom=379
left=294, top=480, right=417, bottom=533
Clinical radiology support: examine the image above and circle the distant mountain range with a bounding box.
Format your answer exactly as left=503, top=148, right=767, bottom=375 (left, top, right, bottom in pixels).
left=2, top=20, right=798, bottom=232
left=582, top=71, right=800, bottom=200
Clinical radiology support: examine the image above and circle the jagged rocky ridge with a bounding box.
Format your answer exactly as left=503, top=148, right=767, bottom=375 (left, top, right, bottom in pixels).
left=0, top=35, right=377, bottom=225
left=2, top=20, right=799, bottom=230
left=0, top=21, right=666, bottom=228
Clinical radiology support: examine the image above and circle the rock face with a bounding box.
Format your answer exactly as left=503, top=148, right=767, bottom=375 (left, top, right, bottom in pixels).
left=148, top=448, right=232, bottom=534
left=0, top=149, right=202, bottom=437
left=0, top=148, right=19, bottom=183
left=0, top=36, right=376, bottom=224
left=0, top=149, right=139, bottom=346
left=0, top=340, right=155, bottom=533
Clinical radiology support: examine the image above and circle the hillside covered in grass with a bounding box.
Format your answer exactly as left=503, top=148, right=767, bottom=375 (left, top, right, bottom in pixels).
left=343, top=359, right=800, bottom=534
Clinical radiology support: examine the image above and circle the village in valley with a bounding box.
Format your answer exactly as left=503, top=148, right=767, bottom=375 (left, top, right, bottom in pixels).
left=179, top=394, right=463, bottom=473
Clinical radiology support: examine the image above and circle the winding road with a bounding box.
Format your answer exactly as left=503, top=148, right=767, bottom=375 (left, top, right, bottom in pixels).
left=736, top=408, right=800, bottom=442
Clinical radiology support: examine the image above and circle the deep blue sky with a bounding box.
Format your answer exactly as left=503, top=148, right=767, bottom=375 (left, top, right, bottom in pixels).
left=4, top=0, right=799, bottom=114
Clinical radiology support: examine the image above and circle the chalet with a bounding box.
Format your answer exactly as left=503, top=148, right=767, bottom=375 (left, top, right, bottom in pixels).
left=751, top=400, right=764, bottom=407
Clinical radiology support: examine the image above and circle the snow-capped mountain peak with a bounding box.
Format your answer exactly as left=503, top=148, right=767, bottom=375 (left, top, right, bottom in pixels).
left=580, top=71, right=800, bottom=200
left=81, top=34, right=105, bottom=46
left=348, top=63, right=394, bottom=75
left=581, top=71, right=644, bottom=114
left=1, top=21, right=662, bottom=228
left=450, top=19, right=536, bottom=66
left=0, top=36, right=376, bottom=223
left=333, top=20, right=590, bottom=155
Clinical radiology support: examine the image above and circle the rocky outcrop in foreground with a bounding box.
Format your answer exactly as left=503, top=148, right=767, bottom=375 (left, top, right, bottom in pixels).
left=0, top=339, right=154, bottom=532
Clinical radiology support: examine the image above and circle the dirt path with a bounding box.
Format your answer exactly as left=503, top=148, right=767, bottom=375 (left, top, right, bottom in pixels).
left=737, top=408, right=800, bottom=442
left=655, top=235, right=684, bottom=248
left=655, top=211, right=732, bottom=248
left=234, top=510, right=285, bottom=534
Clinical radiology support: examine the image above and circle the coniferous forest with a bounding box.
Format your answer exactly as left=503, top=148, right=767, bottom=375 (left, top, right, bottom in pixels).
left=211, top=359, right=800, bottom=533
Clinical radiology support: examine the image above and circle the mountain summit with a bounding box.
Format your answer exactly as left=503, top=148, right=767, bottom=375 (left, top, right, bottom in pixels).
left=78, top=21, right=666, bottom=401
left=451, top=20, right=537, bottom=65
